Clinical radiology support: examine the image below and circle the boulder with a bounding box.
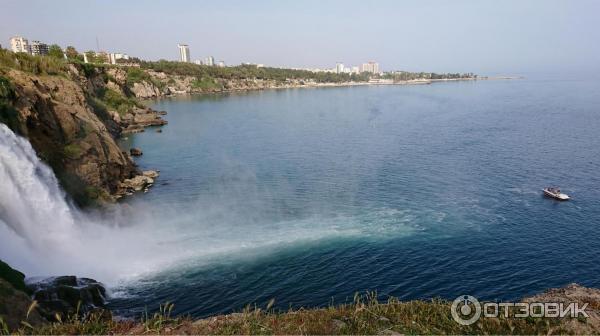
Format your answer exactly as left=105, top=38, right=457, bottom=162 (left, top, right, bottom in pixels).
left=0, top=278, right=47, bottom=331
left=120, top=175, right=154, bottom=192
left=0, top=260, right=29, bottom=294
left=26, top=276, right=107, bottom=318
left=130, top=148, right=143, bottom=156
left=142, top=170, right=159, bottom=179
left=131, top=108, right=168, bottom=127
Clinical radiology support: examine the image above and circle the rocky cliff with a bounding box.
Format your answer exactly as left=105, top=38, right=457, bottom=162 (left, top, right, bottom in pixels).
left=118, top=68, right=338, bottom=99
left=0, top=63, right=166, bottom=205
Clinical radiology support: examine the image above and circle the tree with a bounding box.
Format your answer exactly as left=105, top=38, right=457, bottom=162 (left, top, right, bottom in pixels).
left=65, top=46, right=80, bottom=60
left=48, top=44, right=64, bottom=59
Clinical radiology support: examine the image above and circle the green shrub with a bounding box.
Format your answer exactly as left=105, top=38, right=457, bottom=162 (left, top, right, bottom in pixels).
left=0, top=76, right=21, bottom=133
left=79, top=63, right=98, bottom=78
left=191, top=77, right=221, bottom=90
left=126, top=67, right=165, bottom=90
left=101, top=89, right=139, bottom=115
left=126, top=67, right=151, bottom=86
left=0, top=49, right=67, bottom=75
left=85, top=186, right=101, bottom=200
left=63, top=144, right=82, bottom=159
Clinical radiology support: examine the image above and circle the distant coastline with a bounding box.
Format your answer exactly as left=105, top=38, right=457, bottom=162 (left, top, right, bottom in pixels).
left=157, top=76, right=499, bottom=97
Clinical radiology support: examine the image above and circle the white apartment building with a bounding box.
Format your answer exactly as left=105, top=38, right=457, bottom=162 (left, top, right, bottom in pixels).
left=361, top=61, right=380, bottom=74
left=335, top=62, right=344, bottom=74
left=178, top=44, right=190, bottom=62
left=10, top=36, right=30, bottom=53
left=205, top=56, right=214, bottom=66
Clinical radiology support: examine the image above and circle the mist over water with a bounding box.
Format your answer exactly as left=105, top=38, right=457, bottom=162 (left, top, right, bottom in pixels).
left=0, top=123, right=422, bottom=284
left=2, top=78, right=600, bottom=318
left=0, top=124, right=186, bottom=281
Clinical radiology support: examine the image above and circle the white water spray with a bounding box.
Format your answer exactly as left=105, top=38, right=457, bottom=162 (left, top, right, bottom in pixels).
left=0, top=124, right=179, bottom=283
left=0, top=123, right=425, bottom=286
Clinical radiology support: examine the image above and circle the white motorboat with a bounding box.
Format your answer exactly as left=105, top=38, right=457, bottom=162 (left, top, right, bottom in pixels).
left=543, top=187, right=570, bottom=201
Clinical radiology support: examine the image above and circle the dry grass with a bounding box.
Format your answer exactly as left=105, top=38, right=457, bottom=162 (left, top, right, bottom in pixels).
left=12, top=290, right=599, bottom=335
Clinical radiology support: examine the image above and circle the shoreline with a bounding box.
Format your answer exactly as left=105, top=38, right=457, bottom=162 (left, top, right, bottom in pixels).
left=150, top=76, right=496, bottom=100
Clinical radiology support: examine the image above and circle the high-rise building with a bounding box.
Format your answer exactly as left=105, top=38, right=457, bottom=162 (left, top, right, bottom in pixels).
left=178, top=44, right=190, bottom=62
left=204, top=56, right=215, bottom=66
left=30, top=41, right=49, bottom=56
left=372, top=62, right=379, bottom=74
left=361, top=61, right=380, bottom=74
left=335, top=62, right=344, bottom=74
left=10, top=36, right=30, bottom=54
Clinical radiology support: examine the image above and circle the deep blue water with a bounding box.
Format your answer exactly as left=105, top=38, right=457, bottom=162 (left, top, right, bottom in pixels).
left=109, top=78, right=600, bottom=318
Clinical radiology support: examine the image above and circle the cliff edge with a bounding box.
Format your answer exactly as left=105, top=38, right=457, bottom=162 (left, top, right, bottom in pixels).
left=0, top=51, right=166, bottom=205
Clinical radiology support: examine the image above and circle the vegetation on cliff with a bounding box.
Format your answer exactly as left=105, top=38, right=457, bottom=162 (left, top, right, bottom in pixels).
left=382, top=71, right=477, bottom=81
left=140, top=60, right=370, bottom=83
left=0, top=50, right=164, bottom=205
left=0, top=76, right=20, bottom=132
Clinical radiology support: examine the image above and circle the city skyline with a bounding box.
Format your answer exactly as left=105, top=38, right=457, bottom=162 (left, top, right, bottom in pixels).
left=1, top=0, right=599, bottom=75
left=4, top=34, right=384, bottom=74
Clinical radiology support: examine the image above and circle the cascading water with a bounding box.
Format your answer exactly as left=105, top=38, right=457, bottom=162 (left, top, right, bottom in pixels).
left=0, top=124, right=178, bottom=282
left=0, top=124, right=78, bottom=250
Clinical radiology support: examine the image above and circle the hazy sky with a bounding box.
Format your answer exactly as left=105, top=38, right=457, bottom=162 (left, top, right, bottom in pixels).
left=1, top=0, right=599, bottom=74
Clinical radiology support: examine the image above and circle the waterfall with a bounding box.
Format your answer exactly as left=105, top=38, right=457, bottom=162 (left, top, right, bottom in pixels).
left=0, top=124, right=176, bottom=283
left=0, top=124, right=78, bottom=247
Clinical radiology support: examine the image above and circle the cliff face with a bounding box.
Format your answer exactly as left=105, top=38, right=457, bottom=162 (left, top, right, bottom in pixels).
left=121, top=68, right=325, bottom=98
left=0, top=65, right=165, bottom=205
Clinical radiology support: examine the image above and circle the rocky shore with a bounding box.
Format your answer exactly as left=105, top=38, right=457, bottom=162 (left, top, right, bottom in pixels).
left=1, top=257, right=599, bottom=335
left=116, top=68, right=480, bottom=101
left=0, top=260, right=109, bottom=331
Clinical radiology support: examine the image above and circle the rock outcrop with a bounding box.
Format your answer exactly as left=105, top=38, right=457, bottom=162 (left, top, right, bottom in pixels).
left=3, top=69, right=138, bottom=204
left=116, top=170, right=159, bottom=197
left=130, top=147, right=143, bottom=156
left=1, top=65, right=167, bottom=204
left=27, top=276, right=108, bottom=318
left=131, top=81, right=161, bottom=98
left=120, top=107, right=167, bottom=134
left=0, top=260, right=29, bottom=294
left=0, top=260, right=46, bottom=330
left=0, top=278, right=46, bottom=331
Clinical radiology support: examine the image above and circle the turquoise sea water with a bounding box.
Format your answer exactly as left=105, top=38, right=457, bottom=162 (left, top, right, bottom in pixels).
left=109, top=78, right=600, bottom=317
